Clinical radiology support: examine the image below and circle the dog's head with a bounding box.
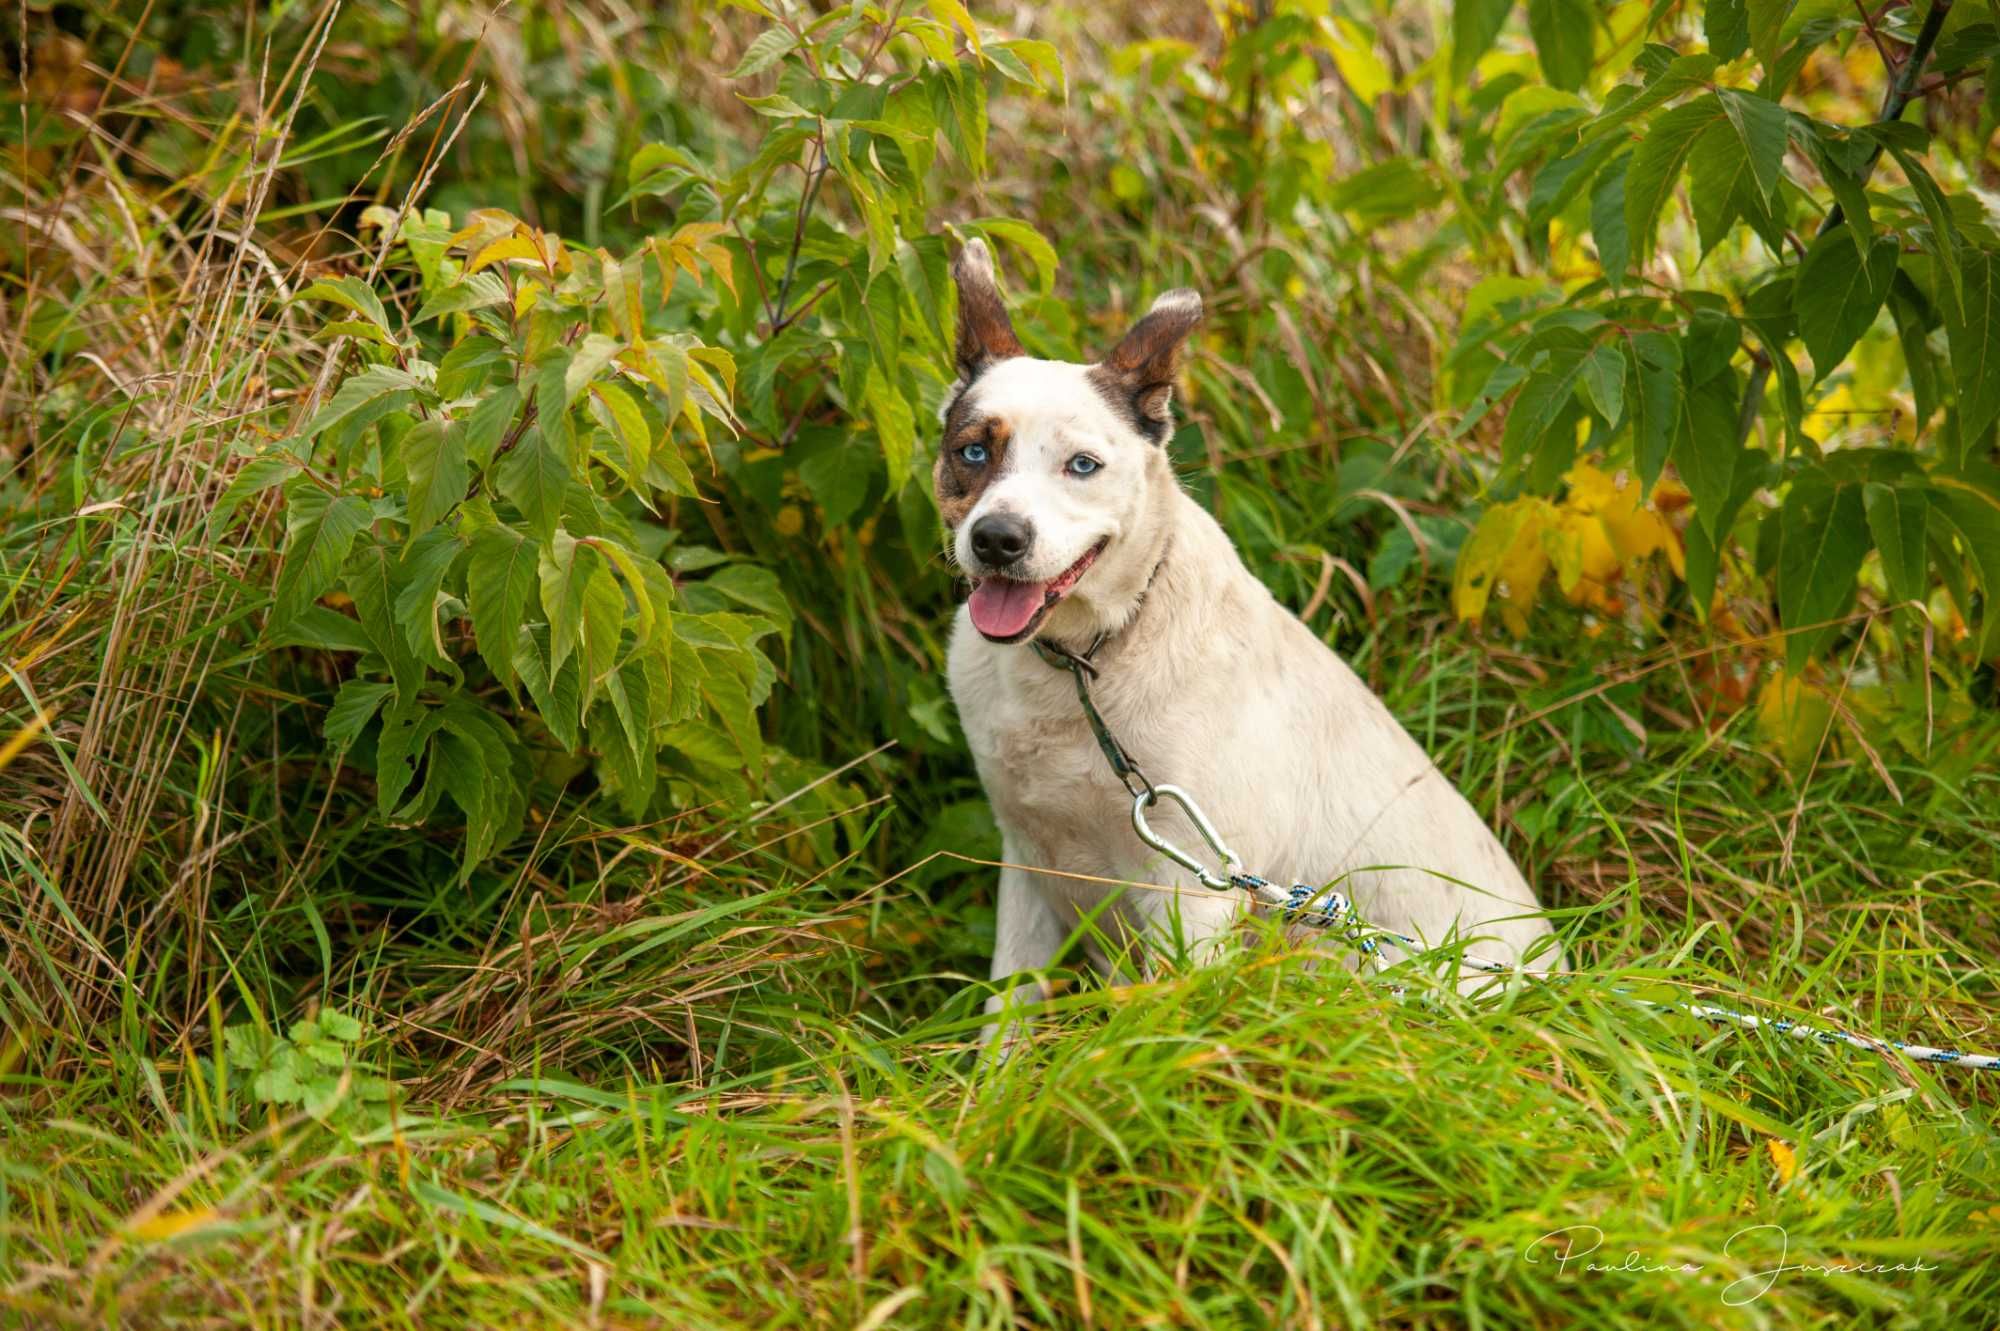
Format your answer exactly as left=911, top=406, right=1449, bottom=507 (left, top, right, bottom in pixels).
left=934, top=237, right=1200, bottom=645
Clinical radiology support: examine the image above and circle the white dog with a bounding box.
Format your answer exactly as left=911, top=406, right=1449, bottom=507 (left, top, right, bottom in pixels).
left=936, top=239, right=1559, bottom=1020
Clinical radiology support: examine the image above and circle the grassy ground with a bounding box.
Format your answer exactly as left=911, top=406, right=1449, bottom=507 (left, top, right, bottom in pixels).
left=4, top=628, right=1998, bottom=1328
left=5, top=3, right=2000, bottom=1328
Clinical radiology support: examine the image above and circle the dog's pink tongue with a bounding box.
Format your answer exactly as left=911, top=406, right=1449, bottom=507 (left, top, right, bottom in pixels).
left=968, top=578, right=1048, bottom=639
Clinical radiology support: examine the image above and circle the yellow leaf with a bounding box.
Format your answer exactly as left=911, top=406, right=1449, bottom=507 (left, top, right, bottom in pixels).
left=697, top=243, right=736, bottom=297
left=1756, top=672, right=1835, bottom=770
left=127, top=1207, right=219, bottom=1241
left=470, top=233, right=545, bottom=274
left=1766, top=1138, right=1798, bottom=1187
left=447, top=208, right=520, bottom=254
left=648, top=236, right=679, bottom=303
left=1454, top=498, right=1553, bottom=627
left=600, top=251, right=645, bottom=348
left=672, top=221, right=728, bottom=247
left=926, top=0, right=982, bottom=55
left=1322, top=17, right=1392, bottom=102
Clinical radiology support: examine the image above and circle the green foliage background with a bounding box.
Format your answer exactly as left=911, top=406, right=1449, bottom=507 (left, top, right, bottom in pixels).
left=3, top=1, right=1999, bottom=1326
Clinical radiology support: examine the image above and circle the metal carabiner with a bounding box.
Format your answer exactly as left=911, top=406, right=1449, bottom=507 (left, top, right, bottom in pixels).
left=1130, top=783, right=1241, bottom=891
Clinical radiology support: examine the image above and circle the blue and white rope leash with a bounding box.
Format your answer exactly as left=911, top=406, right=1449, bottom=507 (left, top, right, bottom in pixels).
left=1033, top=636, right=1999, bottom=1075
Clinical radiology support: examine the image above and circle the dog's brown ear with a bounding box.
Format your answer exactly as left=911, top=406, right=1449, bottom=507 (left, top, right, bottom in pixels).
left=1094, top=289, right=1202, bottom=442
left=952, top=237, right=1023, bottom=383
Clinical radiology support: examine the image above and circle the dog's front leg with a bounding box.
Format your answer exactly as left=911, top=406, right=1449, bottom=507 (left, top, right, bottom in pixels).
left=980, top=856, right=1071, bottom=1051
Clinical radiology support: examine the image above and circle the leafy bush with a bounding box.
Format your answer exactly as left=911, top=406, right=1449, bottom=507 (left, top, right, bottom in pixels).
left=252, top=7, right=1060, bottom=873
left=1448, top=2, right=2000, bottom=682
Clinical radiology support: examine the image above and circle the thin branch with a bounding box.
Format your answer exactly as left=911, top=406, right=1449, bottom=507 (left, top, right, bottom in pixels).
left=1736, top=0, right=1953, bottom=449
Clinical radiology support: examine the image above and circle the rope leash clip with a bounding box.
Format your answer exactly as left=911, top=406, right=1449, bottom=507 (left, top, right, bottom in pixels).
left=1130, top=784, right=1241, bottom=892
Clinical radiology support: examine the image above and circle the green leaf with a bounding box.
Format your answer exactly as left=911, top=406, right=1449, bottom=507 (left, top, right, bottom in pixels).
left=274, top=490, right=370, bottom=628
left=1863, top=481, right=1929, bottom=606
left=298, top=276, right=391, bottom=336
left=994, top=38, right=1065, bottom=95
left=1627, top=331, right=1681, bottom=492
left=515, top=625, right=583, bottom=750
left=264, top=604, right=373, bottom=653
left=702, top=564, right=792, bottom=642
left=1716, top=89, right=1788, bottom=205
left=829, top=131, right=896, bottom=277
left=299, top=366, right=418, bottom=443
left=539, top=531, right=624, bottom=703
left=254, top=1061, right=304, bottom=1104
left=942, top=59, right=988, bottom=176
left=1500, top=330, right=1594, bottom=476
left=1777, top=471, right=1868, bottom=671
left=1884, top=144, right=1961, bottom=303
left=864, top=366, right=916, bottom=492
left=1590, top=150, right=1631, bottom=279
left=437, top=335, right=507, bottom=398
left=463, top=383, right=521, bottom=469
left=467, top=523, right=540, bottom=692
left=1945, top=247, right=2000, bottom=454
left=1686, top=448, right=1771, bottom=614
left=591, top=537, right=663, bottom=646
left=799, top=435, right=874, bottom=528
left=1527, top=0, right=1594, bottom=91
left=1930, top=465, right=2000, bottom=658
left=1741, top=278, right=1807, bottom=454
left=495, top=426, right=568, bottom=545
left=402, top=417, right=470, bottom=536
left=967, top=218, right=1058, bottom=294
left=324, top=680, right=393, bottom=753
left=587, top=380, right=651, bottom=488
left=414, top=271, right=509, bottom=324
left=1706, top=0, right=1748, bottom=62
left=1452, top=0, right=1513, bottom=83
left=345, top=539, right=425, bottom=703
left=319, top=1008, right=365, bottom=1042
left=1686, top=117, right=1773, bottom=254
left=1579, top=342, right=1626, bottom=426
left=1684, top=307, right=1740, bottom=385
left=536, top=352, right=576, bottom=458
left=1816, top=138, right=1872, bottom=251
left=1328, top=159, right=1445, bottom=226
left=1888, top=275, right=1941, bottom=435
left=209, top=454, right=298, bottom=537
left=1794, top=227, right=1899, bottom=383
left=1528, top=135, right=1623, bottom=231
left=430, top=726, right=499, bottom=870
left=1746, top=0, right=1795, bottom=73
left=695, top=649, right=763, bottom=771
left=563, top=334, right=621, bottom=404
left=1626, top=96, right=1726, bottom=266
left=730, top=26, right=796, bottom=78
left=1673, top=373, right=1743, bottom=538
left=1586, top=53, right=1718, bottom=142
left=394, top=526, right=464, bottom=666
left=374, top=703, right=436, bottom=816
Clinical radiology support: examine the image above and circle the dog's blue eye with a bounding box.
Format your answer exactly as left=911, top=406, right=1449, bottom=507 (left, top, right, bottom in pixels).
left=960, top=444, right=988, bottom=465
left=1066, top=454, right=1101, bottom=477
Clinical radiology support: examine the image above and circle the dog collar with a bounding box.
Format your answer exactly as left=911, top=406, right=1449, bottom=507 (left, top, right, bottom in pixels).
left=1028, top=543, right=1171, bottom=798
left=1027, top=541, right=1171, bottom=677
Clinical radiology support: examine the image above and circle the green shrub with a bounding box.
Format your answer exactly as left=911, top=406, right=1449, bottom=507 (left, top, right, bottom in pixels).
left=1448, top=2, right=2000, bottom=679
left=257, top=6, right=1061, bottom=874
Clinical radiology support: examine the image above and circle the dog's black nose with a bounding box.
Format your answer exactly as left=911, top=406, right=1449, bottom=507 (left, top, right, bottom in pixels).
left=969, top=513, right=1033, bottom=568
